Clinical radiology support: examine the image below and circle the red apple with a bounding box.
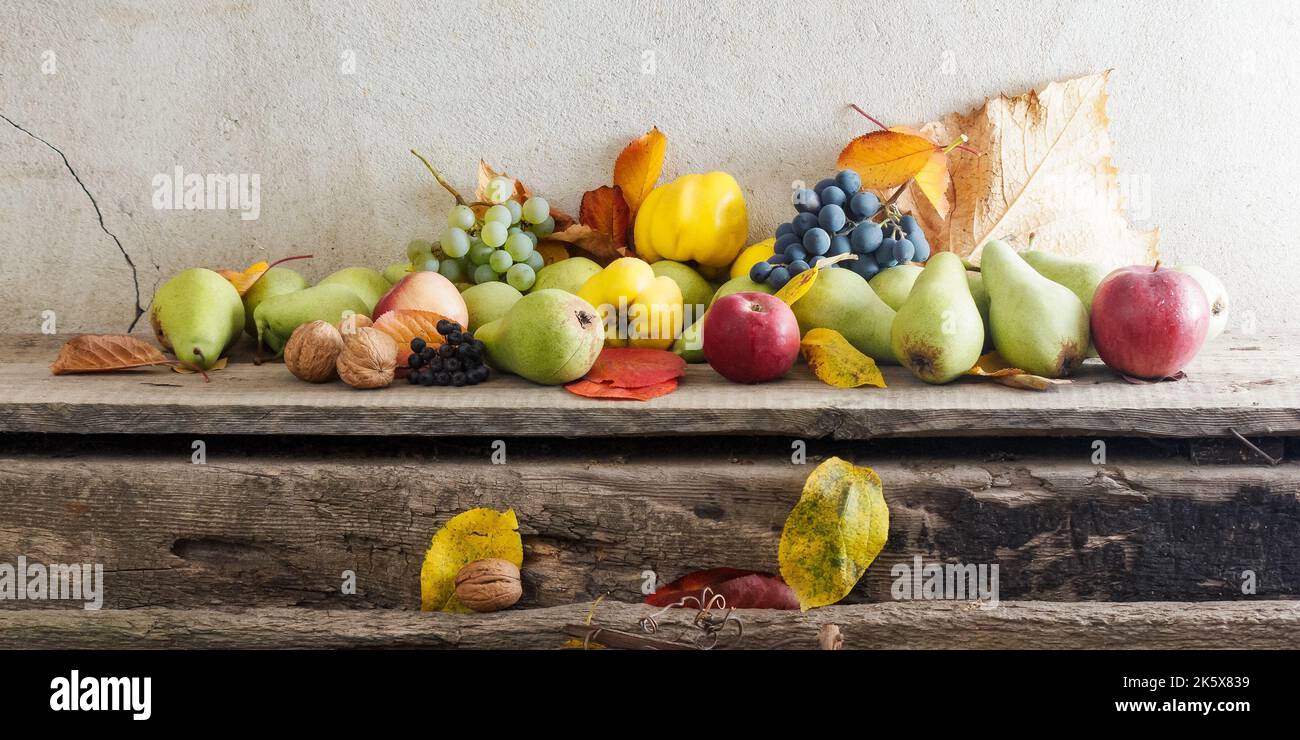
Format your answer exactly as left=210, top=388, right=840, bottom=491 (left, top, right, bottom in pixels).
left=703, top=292, right=801, bottom=383
left=1090, top=264, right=1210, bottom=379
left=372, top=271, right=468, bottom=328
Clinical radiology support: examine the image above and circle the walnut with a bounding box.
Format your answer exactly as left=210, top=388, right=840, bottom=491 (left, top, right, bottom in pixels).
left=336, top=312, right=373, bottom=337
left=284, top=320, right=343, bottom=382
left=454, top=558, right=522, bottom=612
left=336, top=327, right=396, bottom=389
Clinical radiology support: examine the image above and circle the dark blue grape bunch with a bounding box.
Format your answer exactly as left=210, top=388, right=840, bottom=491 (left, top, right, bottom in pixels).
left=750, top=170, right=931, bottom=290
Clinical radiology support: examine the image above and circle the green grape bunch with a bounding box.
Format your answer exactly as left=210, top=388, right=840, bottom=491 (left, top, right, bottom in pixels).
left=404, top=152, right=556, bottom=292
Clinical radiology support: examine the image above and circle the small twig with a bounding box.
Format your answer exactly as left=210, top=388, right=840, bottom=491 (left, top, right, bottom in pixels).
left=1229, top=428, right=1282, bottom=466
left=410, top=149, right=467, bottom=206
left=562, top=624, right=696, bottom=650
left=849, top=104, right=890, bottom=131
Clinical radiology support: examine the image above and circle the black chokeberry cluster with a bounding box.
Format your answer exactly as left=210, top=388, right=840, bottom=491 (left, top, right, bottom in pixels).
left=406, top=319, right=490, bottom=387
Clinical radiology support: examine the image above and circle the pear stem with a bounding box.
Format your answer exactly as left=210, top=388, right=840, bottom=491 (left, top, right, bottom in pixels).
left=411, top=149, right=467, bottom=206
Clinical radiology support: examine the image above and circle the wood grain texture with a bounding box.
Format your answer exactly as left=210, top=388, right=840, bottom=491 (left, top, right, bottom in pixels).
left=1, top=332, right=1295, bottom=439
left=2, top=601, right=1297, bottom=649
left=2, top=453, right=1296, bottom=608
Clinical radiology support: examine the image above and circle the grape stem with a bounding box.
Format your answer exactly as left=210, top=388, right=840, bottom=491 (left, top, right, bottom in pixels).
left=410, top=149, right=468, bottom=206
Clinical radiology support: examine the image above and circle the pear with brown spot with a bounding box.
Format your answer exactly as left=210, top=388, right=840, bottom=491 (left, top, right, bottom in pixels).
left=890, top=252, right=984, bottom=384
left=981, top=239, right=1090, bottom=378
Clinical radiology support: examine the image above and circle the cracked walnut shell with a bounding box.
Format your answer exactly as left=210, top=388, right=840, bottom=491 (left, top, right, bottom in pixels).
left=454, top=559, right=522, bottom=612
left=336, top=327, right=396, bottom=389
left=284, top=320, right=344, bottom=382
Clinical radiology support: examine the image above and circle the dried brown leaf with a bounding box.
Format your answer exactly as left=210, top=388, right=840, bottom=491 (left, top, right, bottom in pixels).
left=539, top=224, right=627, bottom=266
left=50, top=335, right=170, bottom=375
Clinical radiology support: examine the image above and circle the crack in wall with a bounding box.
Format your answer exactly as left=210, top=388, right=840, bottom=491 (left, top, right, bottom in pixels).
left=1, top=113, right=146, bottom=332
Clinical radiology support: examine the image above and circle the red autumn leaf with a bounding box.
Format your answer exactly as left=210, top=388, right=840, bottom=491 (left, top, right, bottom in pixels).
left=584, top=347, right=685, bottom=388
left=539, top=224, right=626, bottom=266
left=645, top=568, right=799, bottom=610
left=564, top=378, right=678, bottom=401
left=578, top=185, right=630, bottom=248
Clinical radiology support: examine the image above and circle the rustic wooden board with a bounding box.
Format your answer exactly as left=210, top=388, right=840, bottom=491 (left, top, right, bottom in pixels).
left=2, top=601, right=1297, bottom=649
left=1, top=332, right=1295, bottom=439
left=3, top=451, right=1296, bottom=608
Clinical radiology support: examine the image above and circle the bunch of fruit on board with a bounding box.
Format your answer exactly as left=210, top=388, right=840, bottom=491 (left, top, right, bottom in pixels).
left=50, top=73, right=1231, bottom=394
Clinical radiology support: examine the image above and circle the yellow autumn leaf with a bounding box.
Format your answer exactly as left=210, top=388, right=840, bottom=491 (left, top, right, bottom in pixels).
left=837, top=129, right=938, bottom=190
left=800, top=328, right=886, bottom=388
left=774, top=252, right=857, bottom=306
left=779, top=457, right=889, bottom=610
left=420, top=508, right=523, bottom=612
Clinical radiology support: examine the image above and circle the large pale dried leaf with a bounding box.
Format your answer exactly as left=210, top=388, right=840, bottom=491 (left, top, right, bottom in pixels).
left=800, top=328, right=886, bottom=389
left=372, top=309, right=448, bottom=363
left=539, top=224, right=626, bottom=266
left=50, top=335, right=170, bottom=375
left=578, top=185, right=630, bottom=248
left=613, top=126, right=667, bottom=214
left=779, top=457, right=889, bottom=610
left=940, top=71, right=1158, bottom=267
left=837, top=129, right=938, bottom=190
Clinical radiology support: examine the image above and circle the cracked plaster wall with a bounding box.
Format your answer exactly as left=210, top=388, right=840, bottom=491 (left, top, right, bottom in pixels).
left=2, top=1, right=1298, bottom=333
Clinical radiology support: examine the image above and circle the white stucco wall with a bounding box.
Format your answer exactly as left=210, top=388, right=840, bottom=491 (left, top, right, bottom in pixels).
left=2, top=0, right=1297, bottom=333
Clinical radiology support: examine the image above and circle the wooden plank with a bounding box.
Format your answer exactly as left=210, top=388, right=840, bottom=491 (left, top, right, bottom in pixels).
left=1, top=332, right=1296, bottom=439
left=2, top=452, right=1296, bottom=607
left=1, top=601, right=1296, bottom=649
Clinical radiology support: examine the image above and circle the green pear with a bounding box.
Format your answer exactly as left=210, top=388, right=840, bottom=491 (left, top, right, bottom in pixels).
left=1175, top=265, right=1229, bottom=340
left=981, top=240, right=1089, bottom=378
left=1022, top=251, right=1108, bottom=312
left=253, top=284, right=370, bottom=357
left=966, top=270, right=993, bottom=351
left=651, top=260, right=713, bottom=313
left=150, top=268, right=245, bottom=370
left=792, top=268, right=896, bottom=363
left=532, top=257, right=602, bottom=295
left=242, top=266, right=308, bottom=337
left=383, top=262, right=411, bottom=285
left=710, top=275, right=772, bottom=306
left=672, top=316, right=707, bottom=363
left=890, top=252, right=984, bottom=384
left=476, top=289, right=605, bottom=384
left=869, top=264, right=923, bottom=310
left=317, top=267, right=391, bottom=313
left=461, top=281, right=523, bottom=333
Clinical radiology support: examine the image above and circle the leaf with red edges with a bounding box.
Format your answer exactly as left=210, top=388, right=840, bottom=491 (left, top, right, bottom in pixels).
left=584, top=347, right=685, bottom=388
left=564, top=378, right=677, bottom=401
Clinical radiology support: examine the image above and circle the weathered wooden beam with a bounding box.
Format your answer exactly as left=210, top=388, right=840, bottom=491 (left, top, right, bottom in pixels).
left=3, top=332, right=1297, bottom=439
left=2, top=601, right=1297, bottom=649
left=2, top=454, right=1296, bottom=607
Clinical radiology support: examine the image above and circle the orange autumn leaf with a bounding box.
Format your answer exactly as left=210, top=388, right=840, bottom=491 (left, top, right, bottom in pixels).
left=50, top=335, right=170, bottom=375
left=613, top=126, right=667, bottom=214
left=837, top=129, right=939, bottom=191
left=372, top=309, right=448, bottom=363
left=578, top=185, right=630, bottom=248
left=218, top=261, right=272, bottom=296
left=536, top=243, right=570, bottom=266
left=219, top=255, right=313, bottom=297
